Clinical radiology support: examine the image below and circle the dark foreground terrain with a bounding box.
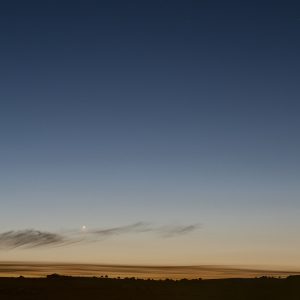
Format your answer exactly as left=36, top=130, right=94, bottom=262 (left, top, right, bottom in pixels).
left=1, top=275, right=300, bottom=300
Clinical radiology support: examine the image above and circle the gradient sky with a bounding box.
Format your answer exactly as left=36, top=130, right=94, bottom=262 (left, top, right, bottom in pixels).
left=0, top=0, right=300, bottom=268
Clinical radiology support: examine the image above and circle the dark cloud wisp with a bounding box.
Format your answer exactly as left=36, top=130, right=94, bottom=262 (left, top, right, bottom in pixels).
left=157, top=225, right=201, bottom=237
left=0, top=223, right=200, bottom=249
left=0, top=230, right=70, bottom=249
left=90, top=222, right=151, bottom=237
left=89, top=223, right=201, bottom=238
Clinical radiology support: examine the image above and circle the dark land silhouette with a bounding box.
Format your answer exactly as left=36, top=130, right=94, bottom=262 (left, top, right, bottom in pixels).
left=1, top=274, right=300, bottom=299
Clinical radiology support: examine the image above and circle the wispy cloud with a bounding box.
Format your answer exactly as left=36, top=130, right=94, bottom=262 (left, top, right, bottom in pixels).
left=88, top=223, right=200, bottom=238
left=0, top=223, right=200, bottom=249
left=0, top=230, right=71, bottom=249
left=90, top=222, right=151, bottom=237
left=157, top=224, right=201, bottom=237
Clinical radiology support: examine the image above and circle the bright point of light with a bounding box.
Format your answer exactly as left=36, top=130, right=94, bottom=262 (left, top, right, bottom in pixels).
left=81, top=225, right=87, bottom=231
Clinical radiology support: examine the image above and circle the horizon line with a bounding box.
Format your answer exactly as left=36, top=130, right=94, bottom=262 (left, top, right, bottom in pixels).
left=1, top=261, right=300, bottom=280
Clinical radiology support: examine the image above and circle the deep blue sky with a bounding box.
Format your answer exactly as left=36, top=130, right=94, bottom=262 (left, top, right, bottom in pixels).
left=0, top=0, right=300, bottom=265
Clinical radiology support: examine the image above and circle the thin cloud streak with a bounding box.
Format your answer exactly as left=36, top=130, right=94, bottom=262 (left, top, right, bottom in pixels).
left=157, top=225, right=201, bottom=237
left=0, top=223, right=200, bottom=249
left=89, top=223, right=201, bottom=238
left=90, top=222, right=152, bottom=237
left=0, top=230, right=71, bottom=249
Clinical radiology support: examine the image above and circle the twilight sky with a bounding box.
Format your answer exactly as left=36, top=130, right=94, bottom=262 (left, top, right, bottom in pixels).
left=0, top=0, right=300, bottom=268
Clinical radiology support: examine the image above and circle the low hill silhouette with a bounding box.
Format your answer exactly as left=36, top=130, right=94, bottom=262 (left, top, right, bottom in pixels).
left=0, top=274, right=300, bottom=299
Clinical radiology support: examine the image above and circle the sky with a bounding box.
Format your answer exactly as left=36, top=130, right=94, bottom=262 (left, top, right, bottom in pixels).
left=0, top=0, right=300, bottom=270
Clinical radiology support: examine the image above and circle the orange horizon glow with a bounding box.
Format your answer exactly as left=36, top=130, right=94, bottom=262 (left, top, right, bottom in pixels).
left=1, top=262, right=300, bottom=280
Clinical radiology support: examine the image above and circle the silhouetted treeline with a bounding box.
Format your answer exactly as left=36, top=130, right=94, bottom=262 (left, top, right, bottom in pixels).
left=0, top=274, right=300, bottom=299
